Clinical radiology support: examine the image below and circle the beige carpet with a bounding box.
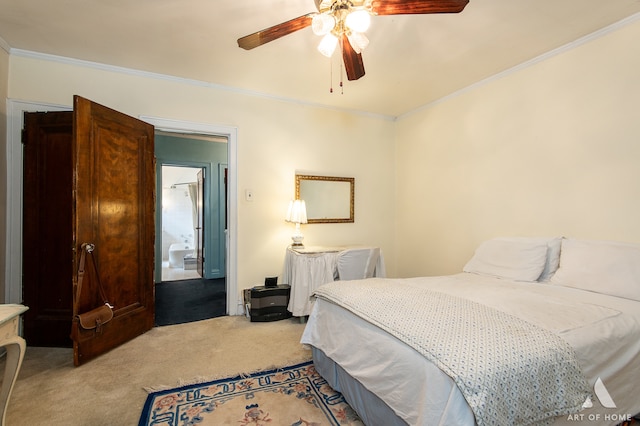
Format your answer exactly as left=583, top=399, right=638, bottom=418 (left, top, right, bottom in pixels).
left=4, top=315, right=311, bottom=425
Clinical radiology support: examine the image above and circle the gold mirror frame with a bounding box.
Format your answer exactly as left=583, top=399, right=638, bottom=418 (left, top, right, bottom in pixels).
left=295, top=174, right=355, bottom=223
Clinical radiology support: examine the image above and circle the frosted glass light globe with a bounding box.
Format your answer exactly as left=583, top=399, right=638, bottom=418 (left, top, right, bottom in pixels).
left=345, top=10, right=371, bottom=33
left=312, top=13, right=336, bottom=35
left=317, top=33, right=338, bottom=57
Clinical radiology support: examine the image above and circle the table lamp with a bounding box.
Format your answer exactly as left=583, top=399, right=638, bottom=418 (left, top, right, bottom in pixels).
left=285, top=199, right=307, bottom=247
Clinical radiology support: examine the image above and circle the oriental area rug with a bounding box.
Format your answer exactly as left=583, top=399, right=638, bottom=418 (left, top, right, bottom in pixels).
left=139, top=361, right=364, bottom=426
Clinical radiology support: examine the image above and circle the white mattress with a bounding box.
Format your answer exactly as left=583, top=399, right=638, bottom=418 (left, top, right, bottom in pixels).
left=300, top=273, right=640, bottom=426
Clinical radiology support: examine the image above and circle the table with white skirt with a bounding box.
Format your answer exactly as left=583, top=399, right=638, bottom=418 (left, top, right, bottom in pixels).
left=282, top=246, right=385, bottom=317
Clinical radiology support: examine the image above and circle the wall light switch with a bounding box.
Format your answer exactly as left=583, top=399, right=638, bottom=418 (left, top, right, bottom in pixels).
left=245, top=189, right=254, bottom=201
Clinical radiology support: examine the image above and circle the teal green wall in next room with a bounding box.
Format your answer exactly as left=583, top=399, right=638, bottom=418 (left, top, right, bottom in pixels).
left=154, top=134, right=228, bottom=282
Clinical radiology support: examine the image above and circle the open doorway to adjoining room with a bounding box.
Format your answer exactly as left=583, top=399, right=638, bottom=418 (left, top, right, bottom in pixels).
left=7, top=103, right=240, bottom=330
left=154, top=131, right=229, bottom=325
left=161, top=165, right=203, bottom=282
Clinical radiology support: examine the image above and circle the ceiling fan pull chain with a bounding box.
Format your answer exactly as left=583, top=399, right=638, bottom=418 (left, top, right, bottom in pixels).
left=339, top=38, right=344, bottom=94
left=340, top=55, right=345, bottom=95
left=330, top=56, right=334, bottom=93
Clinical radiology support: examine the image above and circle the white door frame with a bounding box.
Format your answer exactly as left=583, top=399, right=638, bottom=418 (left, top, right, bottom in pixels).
left=5, top=100, right=70, bottom=305
left=141, top=115, right=238, bottom=315
left=5, top=100, right=239, bottom=316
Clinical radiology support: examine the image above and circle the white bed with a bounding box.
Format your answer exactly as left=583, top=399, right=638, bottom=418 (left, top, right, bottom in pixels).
left=301, top=237, right=640, bottom=426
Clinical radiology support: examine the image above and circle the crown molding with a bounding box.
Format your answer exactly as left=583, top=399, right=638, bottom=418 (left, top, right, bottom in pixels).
left=10, top=48, right=395, bottom=122
left=399, top=11, right=640, bottom=121
left=0, top=35, right=10, bottom=54
left=9, top=9, right=639, bottom=122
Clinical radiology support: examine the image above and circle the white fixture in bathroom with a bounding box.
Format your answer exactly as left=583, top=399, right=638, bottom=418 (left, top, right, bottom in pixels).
left=168, top=243, right=195, bottom=268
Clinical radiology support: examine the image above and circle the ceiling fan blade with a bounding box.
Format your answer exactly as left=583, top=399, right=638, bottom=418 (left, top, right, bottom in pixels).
left=238, top=13, right=314, bottom=50
left=342, top=34, right=366, bottom=81
left=371, top=0, right=469, bottom=15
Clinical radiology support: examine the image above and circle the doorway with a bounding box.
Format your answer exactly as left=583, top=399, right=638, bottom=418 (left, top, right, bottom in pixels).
left=154, top=132, right=229, bottom=325
left=6, top=102, right=240, bottom=324
left=161, top=165, right=203, bottom=282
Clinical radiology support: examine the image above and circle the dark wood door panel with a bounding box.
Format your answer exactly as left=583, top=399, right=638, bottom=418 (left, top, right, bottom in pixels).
left=72, top=96, right=155, bottom=366
left=22, top=111, right=74, bottom=347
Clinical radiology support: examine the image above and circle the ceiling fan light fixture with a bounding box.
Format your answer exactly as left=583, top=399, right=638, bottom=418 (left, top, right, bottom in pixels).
left=347, top=32, right=369, bottom=54
left=318, top=33, right=338, bottom=57
left=237, top=0, right=470, bottom=82
left=312, top=13, right=335, bottom=36
left=345, top=9, right=371, bottom=33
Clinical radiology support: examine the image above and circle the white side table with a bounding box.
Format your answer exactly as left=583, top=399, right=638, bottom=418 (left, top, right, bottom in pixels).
left=0, top=304, right=28, bottom=426
left=282, top=246, right=341, bottom=317
left=282, top=245, right=386, bottom=318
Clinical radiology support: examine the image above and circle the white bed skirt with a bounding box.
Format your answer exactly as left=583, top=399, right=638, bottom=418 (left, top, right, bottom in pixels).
left=312, top=346, right=408, bottom=426
left=302, top=298, right=476, bottom=425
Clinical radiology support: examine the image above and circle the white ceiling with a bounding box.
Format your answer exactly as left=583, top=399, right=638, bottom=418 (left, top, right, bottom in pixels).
left=1, top=0, right=640, bottom=118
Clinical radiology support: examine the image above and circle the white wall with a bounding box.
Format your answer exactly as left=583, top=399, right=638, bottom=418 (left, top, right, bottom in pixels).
left=395, top=18, right=640, bottom=277
left=5, top=54, right=396, bottom=307
left=8, top=17, right=639, bottom=301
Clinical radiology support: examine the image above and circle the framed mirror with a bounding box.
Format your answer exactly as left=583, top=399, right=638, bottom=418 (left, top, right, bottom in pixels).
left=295, top=174, right=354, bottom=223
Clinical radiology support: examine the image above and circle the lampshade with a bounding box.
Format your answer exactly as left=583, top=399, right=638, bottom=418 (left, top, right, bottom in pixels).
left=345, top=10, right=371, bottom=33
left=286, top=200, right=307, bottom=247
left=317, top=33, right=338, bottom=58
left=286, top=199, right=307, bottom=224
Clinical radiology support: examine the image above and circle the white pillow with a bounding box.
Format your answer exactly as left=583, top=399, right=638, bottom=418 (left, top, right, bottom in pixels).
left=463, top=239, right=549, bottom=282
left=551, top=238, right=640, bottom=301
left=495, top=237, right=563, bottom=281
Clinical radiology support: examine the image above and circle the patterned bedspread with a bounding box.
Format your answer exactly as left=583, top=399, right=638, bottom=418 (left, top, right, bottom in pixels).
left=313, top=279, right=591, bottom=426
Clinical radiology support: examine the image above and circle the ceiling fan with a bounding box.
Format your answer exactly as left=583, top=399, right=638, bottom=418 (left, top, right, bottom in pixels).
left=237, top=0, right=470, bottom=82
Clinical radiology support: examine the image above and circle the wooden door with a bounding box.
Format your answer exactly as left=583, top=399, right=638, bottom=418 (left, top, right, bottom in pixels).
left=22, top=111, right=74, bottom=347
left=72, top=96, right=156, bottom=366
left=196, top=169, right=204, bottom=277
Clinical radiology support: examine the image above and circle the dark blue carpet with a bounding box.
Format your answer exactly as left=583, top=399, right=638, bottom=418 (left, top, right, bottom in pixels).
left=155, top=278, right=226, bottom=326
